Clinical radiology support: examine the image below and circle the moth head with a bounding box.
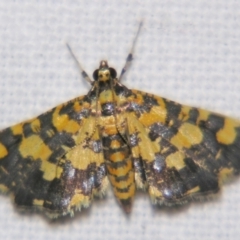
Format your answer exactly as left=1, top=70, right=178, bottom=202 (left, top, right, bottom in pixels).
left=93, top=60, right=117, bottom=81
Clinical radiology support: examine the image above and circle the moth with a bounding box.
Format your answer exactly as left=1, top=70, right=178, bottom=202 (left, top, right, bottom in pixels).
left=0, top=24, right=240, bottom=218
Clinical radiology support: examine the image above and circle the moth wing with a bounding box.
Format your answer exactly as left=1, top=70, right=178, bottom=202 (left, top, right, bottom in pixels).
left=0, top=96, right=107, bottom=216
left=33, top=127, right=107, bottom=217
left=127, top=89, right=240, bottom=205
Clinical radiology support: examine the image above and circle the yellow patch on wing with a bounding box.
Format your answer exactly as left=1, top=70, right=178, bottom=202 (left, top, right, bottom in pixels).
left=19, top=135, right=52, bottom=160
left=33, top=199, right=44, bottom=206
left=139, top=106, right=167, bottom=127
left=0, top=166, right=8, bottom=176
left=29, top=118, right=41, bottom=133
left=52, top=106, right=80, bottom=134
left=130, top=91, right=167, bottom=126
left=92, top=177, right=109, bottom=197
left=67, top=125, right=104, bottom=170
left=0, top=184, right=9, bottom=193
left=7, top=117, right=41, bottom=139
left=196, top=109, right=210, bottom=124
left=41, top=161, right=62, bottom=181
left=216, top=118, right=239, bottom=145
left=218, top=168, right=234, bottom=184
left=178, top=106, right=192, bottom=121
left=186, top=186, right=200, bottom=195
left=66, top=142, right=103, bottom=170
left=135, top=172, right=146, bottom=190
left=149, top=186, right=163, bottom=202
left=128, top=90, right=144, bottom=105
left=11, top=123, right=24, bottom=135
left=165, top=151, right=186, bottom=170
left=70, top=192, right=90, bottom=209
left=171, top=122, right=203, bottom=149
left=73, top=116, right=96, bottom=144
left=46, top=129, right=55, bottom=137
left=127, top=113, right=160, bottom=162
left=73, top=100, right=90, bottom=112
left=0, top=143, right=8, bottom=159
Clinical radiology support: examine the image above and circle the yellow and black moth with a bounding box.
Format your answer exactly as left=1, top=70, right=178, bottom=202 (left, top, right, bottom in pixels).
left=1, top=27, right=240, bottom=218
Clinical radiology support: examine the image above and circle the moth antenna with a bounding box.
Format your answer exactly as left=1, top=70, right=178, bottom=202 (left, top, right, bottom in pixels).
left=119, top=21, right=143, bottom=82
left=66, top=43, right=93, bottom=85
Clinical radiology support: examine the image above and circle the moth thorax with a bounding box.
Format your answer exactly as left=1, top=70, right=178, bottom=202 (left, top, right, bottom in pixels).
left=98, top=69, right=110, bottom=82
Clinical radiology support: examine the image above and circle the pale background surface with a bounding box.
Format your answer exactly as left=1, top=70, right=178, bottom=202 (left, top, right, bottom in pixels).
left=0, top=1, right=240, bottom=240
